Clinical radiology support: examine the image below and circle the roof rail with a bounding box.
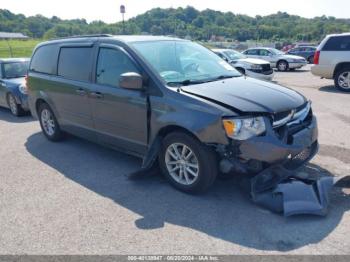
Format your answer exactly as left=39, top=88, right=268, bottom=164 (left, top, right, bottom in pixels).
left=53, top=34, right=113, bottom=40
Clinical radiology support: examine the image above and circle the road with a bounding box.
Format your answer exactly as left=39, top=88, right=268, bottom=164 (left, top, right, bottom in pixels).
left=0, top=65, right=349, bottom=255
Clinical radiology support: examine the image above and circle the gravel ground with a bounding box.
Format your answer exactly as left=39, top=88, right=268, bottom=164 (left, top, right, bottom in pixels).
left=0, top=65, right=349, bottom=255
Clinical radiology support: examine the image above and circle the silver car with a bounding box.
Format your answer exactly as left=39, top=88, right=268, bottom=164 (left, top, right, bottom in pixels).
left=212, top=49, right=274, bottom=81
left=242, top=47, right=307, bottom=72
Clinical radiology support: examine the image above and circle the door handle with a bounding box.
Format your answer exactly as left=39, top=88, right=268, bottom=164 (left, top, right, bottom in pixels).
left=90, top=91, right=104, bottom=99
left=76, top=88, right=87, bottom=96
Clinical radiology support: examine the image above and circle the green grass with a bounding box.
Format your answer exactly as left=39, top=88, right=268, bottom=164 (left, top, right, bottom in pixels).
left=0, top=39, right=42, bottom=58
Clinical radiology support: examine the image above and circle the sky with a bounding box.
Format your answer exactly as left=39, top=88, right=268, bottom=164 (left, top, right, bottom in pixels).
left=1, top=0, right=349, bottom=23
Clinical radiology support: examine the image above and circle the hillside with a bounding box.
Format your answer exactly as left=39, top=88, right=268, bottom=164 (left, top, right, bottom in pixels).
left=1, top=6, right=350, bottom=41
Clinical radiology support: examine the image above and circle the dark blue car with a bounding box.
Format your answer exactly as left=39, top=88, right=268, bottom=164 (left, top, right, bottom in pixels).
left=0, top=58, right=30, bottom=116
left=287, top=46, right=317, bottom=64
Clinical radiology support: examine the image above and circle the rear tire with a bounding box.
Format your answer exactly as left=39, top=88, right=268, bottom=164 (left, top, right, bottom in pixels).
left=159, top=132, right=218, bottom=193
left=7, top=93, right=24, bottom=117
left=277, top=60, right=289, bottom=72
left=334, top=67, right=350, bottom=92
left=38, top=103, right=64, bottom=141
left=307, top=56, right=314, bottom=64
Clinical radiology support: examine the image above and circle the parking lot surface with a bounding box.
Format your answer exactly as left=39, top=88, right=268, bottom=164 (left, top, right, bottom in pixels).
left=0, top=65, right=349, bottom=255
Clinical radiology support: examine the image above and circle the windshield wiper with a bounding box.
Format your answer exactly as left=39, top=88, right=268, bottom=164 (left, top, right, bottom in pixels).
left=167, top=75, right=240, bottom=87
left=167, top=79, right=207, bottom=87
left=213, top=75, right=240, bottom=80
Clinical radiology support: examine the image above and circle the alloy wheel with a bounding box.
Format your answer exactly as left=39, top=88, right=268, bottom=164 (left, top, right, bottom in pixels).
left=41, top=108, right=56, bottom=136
left=8, top=95, right=18, bottom=115
left=165, top=143, right=200, bottom=186
left=278, top=61, right=288, bottom=71
left=338, top=71, right=350, bottom=90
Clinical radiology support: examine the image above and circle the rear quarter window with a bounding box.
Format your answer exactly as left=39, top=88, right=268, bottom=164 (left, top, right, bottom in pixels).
left=323, top=36, right=350, bottom=51
left=30, top=44, right=59, bottom=74
left=58, top=47, right=93, bottom=82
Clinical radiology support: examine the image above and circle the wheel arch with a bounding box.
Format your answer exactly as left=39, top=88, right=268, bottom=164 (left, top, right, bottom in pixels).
left=333, top=62, right=350, bottom=78
left=35, top=98, right=48, bottom=115
left=142, top=125, right=206, bottom=169
left=277, top=59, right=288, bottom=65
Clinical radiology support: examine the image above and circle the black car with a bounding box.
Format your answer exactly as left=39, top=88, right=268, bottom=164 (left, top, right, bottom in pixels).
left=27, top=35, right=318, bottom=193
left=0, top=58, right=30, bottom=116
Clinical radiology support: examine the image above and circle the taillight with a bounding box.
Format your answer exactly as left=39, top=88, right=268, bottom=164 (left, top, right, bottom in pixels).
left=314, top=50, right=320, bottom=65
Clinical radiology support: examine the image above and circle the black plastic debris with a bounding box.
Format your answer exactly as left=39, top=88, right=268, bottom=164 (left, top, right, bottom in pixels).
left=244, top=165, right=350, bottom=216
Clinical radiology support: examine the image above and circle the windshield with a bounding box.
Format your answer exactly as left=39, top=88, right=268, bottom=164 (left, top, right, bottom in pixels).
left=269, top=48, right=285, bottom=55
left=223, top=50, right=246, bottom=60
left=132, top=41, right=241, bottom=85
left=2, top=61, right=29, bottom=78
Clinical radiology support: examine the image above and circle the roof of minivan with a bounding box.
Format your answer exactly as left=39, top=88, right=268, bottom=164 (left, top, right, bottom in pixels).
left=38, top=35, right=187, bottom=46
left=0, top=58, right=30, bottom=63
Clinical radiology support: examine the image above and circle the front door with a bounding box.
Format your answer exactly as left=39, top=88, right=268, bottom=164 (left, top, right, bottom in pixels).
left=90, top=45, right=148, bottom=155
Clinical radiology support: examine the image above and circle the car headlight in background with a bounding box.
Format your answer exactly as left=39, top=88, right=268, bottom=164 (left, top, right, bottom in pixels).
left=223, top=116, right=266, bottom=140
left=18, top=84, right=28, bottom=95
left=249, top=64, right=263, bottom=70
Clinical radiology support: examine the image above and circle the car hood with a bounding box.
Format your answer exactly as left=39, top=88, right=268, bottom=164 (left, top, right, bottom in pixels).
left=236, top=58, right=270, bottom=65
left=181, top=76, right=306, bottom=114
left=2, top=77, right=25, bottom=86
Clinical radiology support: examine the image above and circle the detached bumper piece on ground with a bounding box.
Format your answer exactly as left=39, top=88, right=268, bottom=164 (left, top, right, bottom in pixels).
left=243, top=165, right=350, bottom=216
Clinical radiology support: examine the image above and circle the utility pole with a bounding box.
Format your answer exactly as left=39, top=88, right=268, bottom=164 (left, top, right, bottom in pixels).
left=120, top=5, right=126, bottom=34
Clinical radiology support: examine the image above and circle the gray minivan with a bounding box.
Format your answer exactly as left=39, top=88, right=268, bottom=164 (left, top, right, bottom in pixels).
left=28, top=35, right=318, bottom=193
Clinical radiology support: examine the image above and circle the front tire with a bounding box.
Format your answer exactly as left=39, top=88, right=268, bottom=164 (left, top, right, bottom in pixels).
left=159, top=132, right=218, bottom=193
left=334, top=68, right=350, bottom=92
left=7, top=93, right=24, bottom=117
left=38, top=103, right=63, bottom=141
left=277, top=60, right=289, bottom=72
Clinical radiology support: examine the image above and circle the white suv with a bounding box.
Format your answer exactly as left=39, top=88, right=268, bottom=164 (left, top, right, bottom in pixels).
left=311, top=33, right=350, bottom=92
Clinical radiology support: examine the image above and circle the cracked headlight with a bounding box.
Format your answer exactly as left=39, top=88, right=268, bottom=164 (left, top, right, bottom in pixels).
left=223, top=117, right=266, bottom=140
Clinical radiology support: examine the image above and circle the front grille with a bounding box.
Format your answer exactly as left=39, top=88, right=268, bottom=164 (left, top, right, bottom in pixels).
left=272, top=102, right=313, bottom=142
left=249, top=64, right=273, bottom=75
left=272, top=102, right=310, bottom=128
left=261, top=64, right=271, bottom=72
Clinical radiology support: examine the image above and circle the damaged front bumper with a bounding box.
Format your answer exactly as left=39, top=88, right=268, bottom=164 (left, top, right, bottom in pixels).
left=244, top=165, right=349, bottom=216
left=217, top=115, right=350, bottom=217
left=219, top=115, right=319, bottom=174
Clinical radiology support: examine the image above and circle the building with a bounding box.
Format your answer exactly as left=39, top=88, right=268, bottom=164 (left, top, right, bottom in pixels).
left=0, top=32, right=29, bottom=40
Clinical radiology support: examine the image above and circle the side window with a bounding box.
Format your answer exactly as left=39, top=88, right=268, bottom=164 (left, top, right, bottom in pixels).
left=323, top=36, right=350, bottom=51
left=96, top=47, right=139, bottom=87
left=30, top=45, right=58, bottom=74
left=259, top=49, right=271, bottom=56
left=58, top=47, right=93, bottom=82
left=246, top=49, right=258, bottom=55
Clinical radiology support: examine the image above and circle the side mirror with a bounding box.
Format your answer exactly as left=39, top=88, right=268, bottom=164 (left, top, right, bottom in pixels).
left=119, top=72, right=143, bottom=90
